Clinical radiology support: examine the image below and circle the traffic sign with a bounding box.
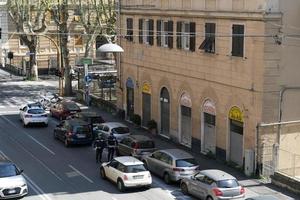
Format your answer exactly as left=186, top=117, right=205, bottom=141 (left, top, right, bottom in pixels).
left=81, top=58, right=93, bottom=65
left=84, top=74, right=92, bottom=84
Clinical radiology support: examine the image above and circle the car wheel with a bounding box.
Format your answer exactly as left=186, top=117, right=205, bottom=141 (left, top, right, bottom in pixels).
left=206, top=196, right=213, bottom=200
left=100, top=168, right=106, bottom=179
left=163, top=173, right=171, bottom=184
left=44, top=123, right=48, bottom=127
left=117, top=179, right=125, bottom=192
left=145, top=184, right=151, bottom=190
left=23, top=122, right=27, bottom=128
left=181, top=182, right=189, bottom=195
left=64, top=138, right=69, bottom=147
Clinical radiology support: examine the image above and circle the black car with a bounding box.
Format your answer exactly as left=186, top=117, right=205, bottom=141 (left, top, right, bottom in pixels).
left=71, top=111, right=105, bottom=138
left=117, top=135, right=156, bottom=158
left=53, top=119, right=93, bottom=147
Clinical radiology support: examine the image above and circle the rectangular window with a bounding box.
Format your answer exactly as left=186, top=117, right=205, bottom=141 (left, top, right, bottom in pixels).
left=232, top=24, right=244, bottom=57
left=143, top=20, right=150, bottom=44
left=177, top=22, right=195, bottom=51
left=126, top=18, right=133, bottom=42
left=139, top=19, right=154, bottom=45
left=199, top=23, right=216, bottom=53
left=157, top=20, right=173, bottom=48
left=74, top=35, right=83, bottom=46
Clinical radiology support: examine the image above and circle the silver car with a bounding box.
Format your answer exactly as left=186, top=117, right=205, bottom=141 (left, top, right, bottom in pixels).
left=180, top=169, right=245, bottom=200
left=95, top=122, right=131, bottom=142
left=142, top=149, right=199, bottom=184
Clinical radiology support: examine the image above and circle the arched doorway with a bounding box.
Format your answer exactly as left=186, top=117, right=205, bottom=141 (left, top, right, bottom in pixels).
left=180, top=93, right=192, bottom=147
left=142, top=82, right=151, bottom=127
left=201, top=99, right=216, bottom=154
left=229, top=106, right=244, bottom=166
left=160, top=87, right=170, bottom=136
left=126, top=78, right=134, bottom=120
left=95, top=36, right=108, bottom=59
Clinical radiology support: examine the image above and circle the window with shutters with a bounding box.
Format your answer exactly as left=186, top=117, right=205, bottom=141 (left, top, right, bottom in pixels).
left=199, top=23, right=215, bottom=53
left=126, top=18, right=133, bottom=42
left=177, top=22, right=196, bottom=51
left=162, top=21, right=169, bottom=47
left=139, top=19, right=154, bottom=45
left=232, top=24, right=244, bottom=57
left=157, top=20, right=173, bottom=48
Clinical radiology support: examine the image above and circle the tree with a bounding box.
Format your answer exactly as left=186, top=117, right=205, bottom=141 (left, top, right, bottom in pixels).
left=72, top=0, right=116, bottom=58
left=7, top=0, right=51, bottom=80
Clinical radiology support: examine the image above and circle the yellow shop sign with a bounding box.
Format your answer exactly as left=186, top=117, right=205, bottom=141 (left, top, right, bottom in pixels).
left=142, top=83, right=151, bottom=94
left=229, top=106, right=243, bottom=123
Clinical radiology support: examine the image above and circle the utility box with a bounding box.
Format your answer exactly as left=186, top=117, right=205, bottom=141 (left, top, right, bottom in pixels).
left=244, top=149, right=255, bottom=176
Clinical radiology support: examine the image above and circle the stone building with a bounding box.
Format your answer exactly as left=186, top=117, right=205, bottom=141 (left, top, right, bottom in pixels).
left=117, top=0, right=300, bottom=173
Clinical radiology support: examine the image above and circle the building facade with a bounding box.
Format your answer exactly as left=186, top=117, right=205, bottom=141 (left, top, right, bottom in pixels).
left=117, top=0, right=300, bottom=173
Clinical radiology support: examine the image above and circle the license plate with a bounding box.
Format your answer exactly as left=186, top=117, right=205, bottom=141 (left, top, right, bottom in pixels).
left=133, top=175, right=144, bottom=179
left=77, top=134, right=86, bottom=138
left=8, top=189, right=16, bottom=194
left=70, top=111, right=76, bottom=114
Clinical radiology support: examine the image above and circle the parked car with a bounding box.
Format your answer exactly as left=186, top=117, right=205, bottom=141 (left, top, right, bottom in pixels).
left=95, top=122, right=130, bottom=142
left=19, top=103, right=48, bottom=127
left=142, top=149, right=199, bottom=184
left=71, top=111, right=105, bottom=138
left=180, top=169, right=245, bottom=200
left=100, top=156, right=152, bottom=192
left=245, top=196, right=279, bottom=200
left=117, top=135, right=156, bottom=158
left=53, top=119, right=93, bottom=147
left=0, top=159, right=28, bottom=199
left=50, top=100, right=81, bottom=120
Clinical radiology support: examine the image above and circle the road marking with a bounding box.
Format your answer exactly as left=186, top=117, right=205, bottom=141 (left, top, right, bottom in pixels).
left=68, top=164, right=94, bottom=184
left=0, top=150, right=52, bottom=200
left=0, top=115, right=56, bottom=155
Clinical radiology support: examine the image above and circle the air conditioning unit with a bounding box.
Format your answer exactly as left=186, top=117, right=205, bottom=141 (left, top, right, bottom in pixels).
left=244, top=149, right=255, bottom=176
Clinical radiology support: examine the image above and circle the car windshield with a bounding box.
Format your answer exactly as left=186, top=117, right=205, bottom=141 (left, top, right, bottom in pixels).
left=73, top=125, right=90, bottom=134
left=176, top=158, right=197, bottom=167
left=28, top=109, right=45, bottom=114
left=112, top=127, right=129, bottom=134
left=65, top=103, right=79, bottom=110
left=125, top=164, right=147, bottom=173
left=138, top=141, right=155, bottom=149
left=0, top=164, right=18, bottom=178
left=217, top=179, right=239, bottom=188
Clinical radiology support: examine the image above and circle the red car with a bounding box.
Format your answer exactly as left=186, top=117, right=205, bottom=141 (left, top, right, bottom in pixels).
left=50, top=101, right=81, bottom=120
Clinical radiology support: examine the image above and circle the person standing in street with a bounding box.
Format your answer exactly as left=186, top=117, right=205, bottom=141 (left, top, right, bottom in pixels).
left=93, top=135, right=107, bottom=163
left=107, top=132, right=118, bottom=161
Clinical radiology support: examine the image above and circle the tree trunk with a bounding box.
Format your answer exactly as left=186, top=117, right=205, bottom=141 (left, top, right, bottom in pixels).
left=28, top=38, right=38, bottom=81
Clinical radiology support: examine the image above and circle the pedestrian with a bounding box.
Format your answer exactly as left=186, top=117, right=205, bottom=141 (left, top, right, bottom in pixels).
left=93, top=135, right=107, bottom=163
left=107, top=132, right=118, bottom=162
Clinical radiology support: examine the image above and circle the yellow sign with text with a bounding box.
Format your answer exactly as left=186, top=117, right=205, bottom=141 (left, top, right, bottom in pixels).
left=229, top=106, right=244, bottom=123
left=142, top=83, right=151, bottom=94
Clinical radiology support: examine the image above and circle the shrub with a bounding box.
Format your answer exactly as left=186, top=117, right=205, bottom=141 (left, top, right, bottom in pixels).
left=147, top=119, right=157, bottom=130
left=131, top=114, right=141, bottom=126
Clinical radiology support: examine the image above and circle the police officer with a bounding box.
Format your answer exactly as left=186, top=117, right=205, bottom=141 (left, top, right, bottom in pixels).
left=93, top=135, right=107, bottom=163
left=107, top=132, right=118, bottom=161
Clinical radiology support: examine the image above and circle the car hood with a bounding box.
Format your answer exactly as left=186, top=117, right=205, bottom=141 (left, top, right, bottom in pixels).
left=0, top=175, right=27, bottom=188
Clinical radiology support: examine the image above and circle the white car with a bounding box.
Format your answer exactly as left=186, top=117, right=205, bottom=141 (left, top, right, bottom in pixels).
left=95, top=122, right=131, bottom=142
left=0, top=160, right=28, bottom=199
left=100, top=156, right=152, bottom=192
left=19, top=103, right=48, bottom=127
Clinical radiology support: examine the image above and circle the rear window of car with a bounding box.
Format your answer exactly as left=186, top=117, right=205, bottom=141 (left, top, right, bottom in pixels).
left=138, top=141, right=155, bottom=149
left=112, top=127, right=129, bottom=134
left=217, top=179, right=239, bottom=188
left=64, top=103, right=80, bottom=110
left=125, top=164, right=147, bottom=173
left=175, top=158, right=197, bottom=167
left=73, top=125, right=90, bottom=134
left=28, top=109, right=45, bottom=114
left=0, top=164, right=18, bottom=178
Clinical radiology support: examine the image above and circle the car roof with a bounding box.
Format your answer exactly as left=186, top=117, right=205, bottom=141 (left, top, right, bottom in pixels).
left=200, top=169, right=236, bottom=181
left=66, top=119, right=90, bottom=126
left=27, top=103, right=43, bottom=109
left=114, top=156, right=143, bottom=166
left=246, top=196, right=279, bottom=200
left=101, top=122, right=127, bottom=128
left=128, top=135, right=152, bottom=141
left=159, top=149, right=194, bottom=159
left=79, top=111, right=102, bottom=117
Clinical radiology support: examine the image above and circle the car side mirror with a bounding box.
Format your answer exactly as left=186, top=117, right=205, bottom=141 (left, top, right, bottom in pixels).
left=19, top=108, right=23, bottom=111
left=18, top=169, right=24, bottom=175
left=191, top=176, right=196, bottom=180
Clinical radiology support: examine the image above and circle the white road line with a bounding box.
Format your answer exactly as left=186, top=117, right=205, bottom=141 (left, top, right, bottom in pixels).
left=0, top=150, right=52, bottom=200
left=68, top=164, right=94, bottom=184
left=0, top=115, right=56, bottom=155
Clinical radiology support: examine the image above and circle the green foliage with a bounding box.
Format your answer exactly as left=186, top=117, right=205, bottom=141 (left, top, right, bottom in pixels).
left=147, top=119, right=157, bottom=130
left=131, top=114, right=141, bottom=126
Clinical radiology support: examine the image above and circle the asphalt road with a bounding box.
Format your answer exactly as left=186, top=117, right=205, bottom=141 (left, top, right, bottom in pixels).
left=0, top=76, right=298, bottom=200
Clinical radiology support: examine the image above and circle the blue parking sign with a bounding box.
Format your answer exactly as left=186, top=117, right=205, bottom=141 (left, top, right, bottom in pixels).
left=84, top=74, right=92, bottom=84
